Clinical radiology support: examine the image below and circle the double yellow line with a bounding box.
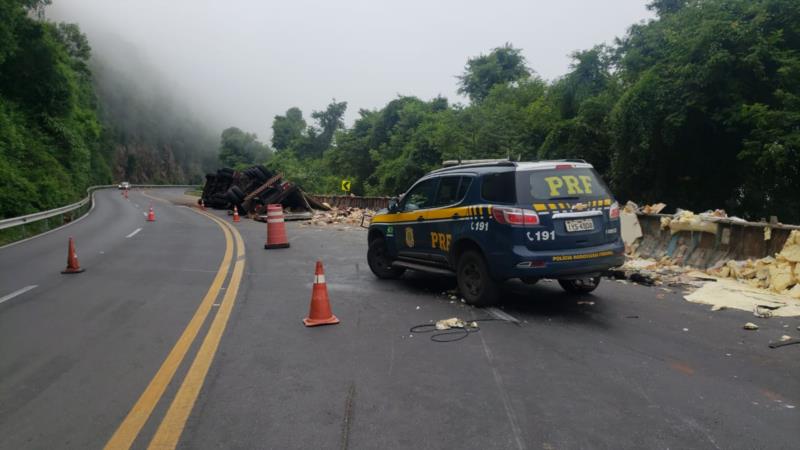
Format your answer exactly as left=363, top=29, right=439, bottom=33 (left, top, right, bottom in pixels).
left=105, top=210, right=246, bottom=449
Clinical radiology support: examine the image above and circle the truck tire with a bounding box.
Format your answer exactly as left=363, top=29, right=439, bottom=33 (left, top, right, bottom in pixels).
left=456, top=250, right=499, bottom=307
left=231, top=186, right=245, bottom=201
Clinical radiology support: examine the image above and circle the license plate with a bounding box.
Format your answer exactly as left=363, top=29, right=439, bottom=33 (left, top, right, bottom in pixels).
left=565, top=218, right=594, bottom=232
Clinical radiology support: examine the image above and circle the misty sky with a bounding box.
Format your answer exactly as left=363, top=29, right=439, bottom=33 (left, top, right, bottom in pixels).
left=48, top=0, right=654, bottom=142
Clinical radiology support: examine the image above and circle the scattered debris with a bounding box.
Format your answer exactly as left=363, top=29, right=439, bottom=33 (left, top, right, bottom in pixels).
left=780, top=335, right=792, bottom=342
left=629, top=272, right=655, bottom=286
left=576, top=300, right=595, bottom=305
left=743, top=322, right=759, bottom=330
left=662, top=209, right=719, bottom=235
left=609, top=257, right=707, bottom=288
left=620, top=203, right=643, bottom=247
left=435, top=317, right=466, bottom=330
left=685, top=279, right=800, bottom=317
left=641, top=203, right=667, bottom=214
left=708, top=230, right=800, bottom=295
left=303, top=206, right=376, bottom=228
left=769, top=338, right=800, bottom=349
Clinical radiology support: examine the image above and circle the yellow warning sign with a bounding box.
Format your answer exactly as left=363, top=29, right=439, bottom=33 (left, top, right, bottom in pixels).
left=341, top=180, right=352, bottom=192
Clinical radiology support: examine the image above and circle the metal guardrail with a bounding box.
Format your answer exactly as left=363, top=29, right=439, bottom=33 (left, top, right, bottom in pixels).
left=0, top=184, right=197, bottom=231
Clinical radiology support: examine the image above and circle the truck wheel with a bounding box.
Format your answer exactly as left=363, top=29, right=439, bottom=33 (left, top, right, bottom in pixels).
left=457, top=250, right=499, bottom=307
left=558, top=277, right=601, bottom=294
left=367, top=238, right=405, bottom=279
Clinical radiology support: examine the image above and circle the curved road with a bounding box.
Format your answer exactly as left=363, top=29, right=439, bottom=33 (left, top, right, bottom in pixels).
left=0, top=188, right=798, bottom=449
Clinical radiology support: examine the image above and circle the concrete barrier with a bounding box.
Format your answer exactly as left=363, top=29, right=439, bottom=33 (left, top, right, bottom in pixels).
left=634, top=213, right=800, bottom=268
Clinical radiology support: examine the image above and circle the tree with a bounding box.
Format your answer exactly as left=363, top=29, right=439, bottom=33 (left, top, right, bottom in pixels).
left=271, top=107, right=305, bottom=151
left=457, top=43, right=531, bottom=102
left=218, top=127, right=270, bottom=168
left=311, top=99, right=347, bottom=150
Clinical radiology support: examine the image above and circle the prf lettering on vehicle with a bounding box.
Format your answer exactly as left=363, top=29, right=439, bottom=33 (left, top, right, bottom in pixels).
left=430, top=232, right=452, bottom=251
left=542, top=175, right=593, bottom=196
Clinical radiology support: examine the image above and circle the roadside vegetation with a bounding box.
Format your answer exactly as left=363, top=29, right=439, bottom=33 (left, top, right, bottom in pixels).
left=1, top=0, right=797, bottom=224
left=253, top=0, right=800, bottom=223
left=0, top=0, right=216, bottom=219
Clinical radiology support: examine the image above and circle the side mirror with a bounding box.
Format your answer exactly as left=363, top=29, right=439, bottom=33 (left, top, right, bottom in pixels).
left=388, top=197, right=399, bottom=213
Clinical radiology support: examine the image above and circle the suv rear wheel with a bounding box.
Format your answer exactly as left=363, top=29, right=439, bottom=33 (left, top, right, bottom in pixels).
left=457, top=250, right=499, bottom=307
left=558, top=277, right=601, bottom=294
left=367, top=238, right=405, bottom=279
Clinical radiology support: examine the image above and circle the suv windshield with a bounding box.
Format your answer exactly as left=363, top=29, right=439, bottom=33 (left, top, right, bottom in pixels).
left=516, top=167, right=611, bottom=202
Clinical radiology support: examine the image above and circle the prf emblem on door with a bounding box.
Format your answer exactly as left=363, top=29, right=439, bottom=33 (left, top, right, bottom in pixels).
left=405, top=227, right=415, bottom=247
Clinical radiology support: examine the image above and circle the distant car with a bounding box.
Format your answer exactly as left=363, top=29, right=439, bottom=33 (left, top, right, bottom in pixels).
left=366, top=159, right=625, bottom=306
left=118, top=181, right=130, bottom=190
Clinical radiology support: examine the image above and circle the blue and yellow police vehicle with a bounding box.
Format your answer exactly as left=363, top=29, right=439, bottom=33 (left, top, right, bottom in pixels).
left=366, top=159, right=625, bottom=306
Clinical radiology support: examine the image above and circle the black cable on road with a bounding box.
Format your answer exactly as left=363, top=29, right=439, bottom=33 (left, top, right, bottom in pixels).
left=410, top=318, right=502, bottom=342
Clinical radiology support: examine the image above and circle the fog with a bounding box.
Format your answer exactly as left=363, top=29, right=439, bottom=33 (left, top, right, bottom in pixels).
left=47, top=0, right=653, bottom=142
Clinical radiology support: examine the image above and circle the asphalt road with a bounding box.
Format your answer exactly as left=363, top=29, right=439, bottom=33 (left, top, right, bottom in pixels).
left=0, top=188, right=798, bottom=450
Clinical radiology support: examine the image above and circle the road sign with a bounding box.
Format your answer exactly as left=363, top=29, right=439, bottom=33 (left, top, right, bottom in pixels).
left=341, top=180, right=352, bottom=192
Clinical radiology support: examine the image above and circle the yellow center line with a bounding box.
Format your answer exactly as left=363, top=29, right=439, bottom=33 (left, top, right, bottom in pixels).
left=139, top=190, right=172, bottom=205
left=148, top=214, right=246, bottom=449
left=104, top=210, right=233, bottom=450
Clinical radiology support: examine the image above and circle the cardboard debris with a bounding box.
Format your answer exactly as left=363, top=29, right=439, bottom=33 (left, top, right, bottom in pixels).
left=685, top=279, right=800, bottom=317
left=666, top=210, right=718, bottom=235
left=302, top=206, right=376, bottom=228
left=435, top=317, right=466, bottom=330
left=709, top=230, right=800, bottom=294
left=743, top=322, right=759, bottom=330
left=778, top=229, right=800, bottom=262
left=620, top=211, right=643, bottom=246
left=641, top=203, right=666, bottom=214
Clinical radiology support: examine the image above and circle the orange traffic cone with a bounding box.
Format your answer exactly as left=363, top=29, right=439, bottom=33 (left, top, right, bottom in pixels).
left=61, top=237, right=85, bottom=274
left=233, top=206, right=240, bottom=222
left=147, top=206, right=155, bottom=222
left=264, top=204, right=289, bottom=249
left=303, top=261, right=339, bottom=327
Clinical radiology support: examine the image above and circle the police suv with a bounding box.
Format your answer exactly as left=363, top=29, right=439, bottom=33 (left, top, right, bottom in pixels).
left=366, top=159, right=625, bottom=306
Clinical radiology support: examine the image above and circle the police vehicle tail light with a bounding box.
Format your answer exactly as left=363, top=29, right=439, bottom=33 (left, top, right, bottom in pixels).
left=492, top=207, right=540, bottom=226
left=609, top=202, right=620, bottom=219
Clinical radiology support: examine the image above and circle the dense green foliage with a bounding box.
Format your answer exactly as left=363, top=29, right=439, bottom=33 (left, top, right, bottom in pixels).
left=218, top=127, right=270, bottom=169
left=0, top=0, right=109, bottom=217
left=257, top=0, right=799, bottom=222
left=0, top=0, right=218, bottom=218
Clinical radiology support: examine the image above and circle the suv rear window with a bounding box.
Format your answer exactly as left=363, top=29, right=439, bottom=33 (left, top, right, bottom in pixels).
left=518, top=167, right=611, bottom=202
left=481, top=172, right=516, bottom=203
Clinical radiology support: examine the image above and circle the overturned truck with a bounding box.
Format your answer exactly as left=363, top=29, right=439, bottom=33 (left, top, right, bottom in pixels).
left=200, top=165, right=329, bottom=220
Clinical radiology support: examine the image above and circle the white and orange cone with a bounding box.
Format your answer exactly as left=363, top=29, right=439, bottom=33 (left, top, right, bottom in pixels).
left=303, top=261, right=339, bottom=327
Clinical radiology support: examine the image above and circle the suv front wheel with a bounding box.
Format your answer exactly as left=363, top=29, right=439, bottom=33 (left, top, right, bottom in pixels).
left=367, top=238, right=405, bottom=279
left=457, top=250, right=499, bottom=307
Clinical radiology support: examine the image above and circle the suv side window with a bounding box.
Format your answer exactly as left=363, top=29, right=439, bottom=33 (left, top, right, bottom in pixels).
left=433, top=176, right=462, bottom=206
left=481, top=172, right=516, bottom=203
left=456, top=176, right=472, bottom=200
left=402, top=178, right=438, bottom=211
